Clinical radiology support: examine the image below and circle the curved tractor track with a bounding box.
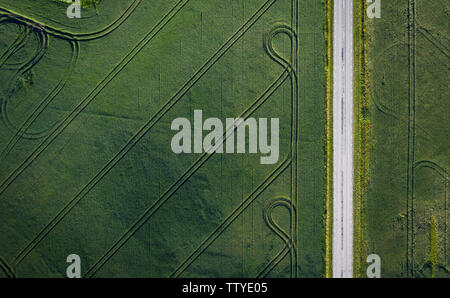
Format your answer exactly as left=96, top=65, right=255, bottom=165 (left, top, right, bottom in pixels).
left=0, top=0, right=142, bottom=278
left=1, top=0, right=306, bottom=278
left=0, top=0, right=142, bottom=41
left=0, top=0, right=142, bottom=151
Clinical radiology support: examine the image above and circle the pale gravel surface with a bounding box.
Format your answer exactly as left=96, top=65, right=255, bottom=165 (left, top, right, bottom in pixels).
left=332, top=0, right=354, bottom=278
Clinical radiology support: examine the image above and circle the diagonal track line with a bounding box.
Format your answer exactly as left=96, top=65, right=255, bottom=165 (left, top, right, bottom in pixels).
left=170, top=158, right=291, bottom=278
left=14, top=0, right=280, bottom=267
left=0, top=0, right=142, bottom=41
left=86, top=68, right=290, bottom=278
left=417, top=25, right=450, bottom=59
left=256, top=245, right=290, bottom=278
left=0, top=256, right=15, bottom=278
left=0, top=0, right=191, bottom=199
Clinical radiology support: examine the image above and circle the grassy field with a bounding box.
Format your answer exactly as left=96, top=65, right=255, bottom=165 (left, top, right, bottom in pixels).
left=0, top=0, right=329, bottom=277
left=324, top=0, right=333, bottom=278
left=355, top=0, right=449, bottom=277
left=53, top=0, right=100, bottom=9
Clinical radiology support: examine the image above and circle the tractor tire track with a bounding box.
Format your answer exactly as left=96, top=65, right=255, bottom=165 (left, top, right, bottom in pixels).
left=256, top=197, right=296, bottom=278
left=406, top=0, right=416, bottom=277
left=0, top=0, right=142, bottom=41
left=85, top=67, right=290, bottom=278
left=0, top=40, right=80, bottom=161
left=14, top=0, right=280, bottom=267
left=0, top=0, right=191, bottom=201
left=0, top=256, right=15, bottom=278
left=170, top=160, right=291, bottom=278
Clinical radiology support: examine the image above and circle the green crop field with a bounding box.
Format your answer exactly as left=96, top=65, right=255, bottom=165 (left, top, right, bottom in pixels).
left=0, top=0, right=329, bottom=278
left=355, top=0, right=449, bottom=277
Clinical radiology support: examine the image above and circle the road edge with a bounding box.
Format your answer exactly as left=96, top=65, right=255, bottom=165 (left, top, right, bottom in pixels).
left=324, top=0, right=334, bottom=279
left=353, top=0, right=371, bottom=278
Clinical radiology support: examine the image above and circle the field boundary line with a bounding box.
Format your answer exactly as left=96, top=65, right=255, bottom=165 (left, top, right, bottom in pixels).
left=353, top=0, right=370, bottom=277
left=324, top=0, right=333, bottom=278
left=406, top=0, right=416, bottom=277
left=290, top=0, right=299, bottom=278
